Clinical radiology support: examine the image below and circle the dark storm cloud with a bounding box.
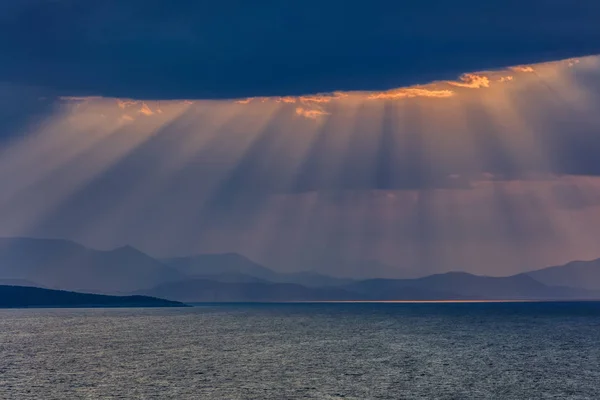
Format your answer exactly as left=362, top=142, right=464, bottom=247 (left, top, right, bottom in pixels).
left=1, top=0, right=600, bottom=99
left=1, top=59, right=600, bottom=203
left=0, top=84, right=58, bottom=144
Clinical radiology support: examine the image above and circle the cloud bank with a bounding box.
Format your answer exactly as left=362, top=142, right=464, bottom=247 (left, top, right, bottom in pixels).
left=1, top=0, right=600, bottom=99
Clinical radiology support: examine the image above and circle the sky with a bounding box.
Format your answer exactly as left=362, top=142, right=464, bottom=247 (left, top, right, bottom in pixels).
left=1, top=1, right=600, bottom=278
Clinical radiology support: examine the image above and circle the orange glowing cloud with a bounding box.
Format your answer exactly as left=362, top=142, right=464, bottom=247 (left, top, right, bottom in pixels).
left=120, top=114, right=134, bottom=122
left=232, top=63, right=548, bottom=107
left=117, top=99, right=139, bottom=109
left=295, top=107, right=330, bottom=120
left=511, top=66, right=535, bottom=73
left=276, top=97, right=297, bottom=104
left=55, top=55, right=591, bottom=129
left=238, top=92, right=349, bottom=106
left=235, top=97, right=270, bottom=104
left=299, top=93, right=348, bottom=103
left=139, top=103, right=154, bottom=116
left=448, top=73, right=491, bottom=89
left=366, top=87, right=454, bottom=100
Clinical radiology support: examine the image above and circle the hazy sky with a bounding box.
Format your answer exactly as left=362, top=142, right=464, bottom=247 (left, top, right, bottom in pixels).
left=1, top=1, right=600, bottom=277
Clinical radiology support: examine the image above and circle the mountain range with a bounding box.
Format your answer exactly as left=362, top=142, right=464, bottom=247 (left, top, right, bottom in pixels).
left=0, top=238, right=182, bottom=293
left=1, top=237, right=599, bottom=302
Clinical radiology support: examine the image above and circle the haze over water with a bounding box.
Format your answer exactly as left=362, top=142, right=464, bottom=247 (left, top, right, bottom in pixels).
left=1, top=302, right=599, bottom=400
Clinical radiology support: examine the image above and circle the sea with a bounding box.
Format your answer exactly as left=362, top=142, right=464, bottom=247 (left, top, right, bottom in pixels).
left=1, top=302, right=599, bottom=399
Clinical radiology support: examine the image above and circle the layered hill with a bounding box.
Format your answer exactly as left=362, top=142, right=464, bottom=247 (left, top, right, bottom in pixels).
left=0, top=238, right=183, bottom=293
left=1, top=237, right=599, bottom=302
left=0, top=285, right=186, bottom=308
left=345, top=272, right=596, bottom=301
left=524, top=259, right=600, bottom=291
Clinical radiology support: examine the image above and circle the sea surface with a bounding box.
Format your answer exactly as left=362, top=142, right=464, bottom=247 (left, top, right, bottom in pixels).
left=1, top=302, right=599, bottom=399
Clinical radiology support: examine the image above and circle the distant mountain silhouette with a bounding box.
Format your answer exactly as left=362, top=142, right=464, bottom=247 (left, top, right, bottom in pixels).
left=346, top=272, right=598, bottom=300
left=1, top=237, right=599, bottom=301
left=0, top=285, right=186, bottom=308
left=185, top=272, right=269, bottom=284
left=523, top=259, right=600, bottom=291
left=275, top=257, right=420, bottom=280
left=274, top=271, right=355, bottom=287
left=163, top=253, right=278, bottom=280
left=0, top=238, right=352, bottom=295
left=139, top=271, right=599, bottom=302
left=139, top=279, right=359, bottom=302
left=0, top=238, right=183, bottom=293
left=163, top=253, right=353, bottom=287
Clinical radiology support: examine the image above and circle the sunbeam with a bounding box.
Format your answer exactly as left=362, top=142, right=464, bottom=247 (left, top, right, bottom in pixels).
left=1, top=56, right=600, bottom=277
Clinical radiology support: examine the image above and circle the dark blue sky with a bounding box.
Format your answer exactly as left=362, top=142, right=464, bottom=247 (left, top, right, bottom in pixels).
left=1, top=0, right=600, bottom=99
